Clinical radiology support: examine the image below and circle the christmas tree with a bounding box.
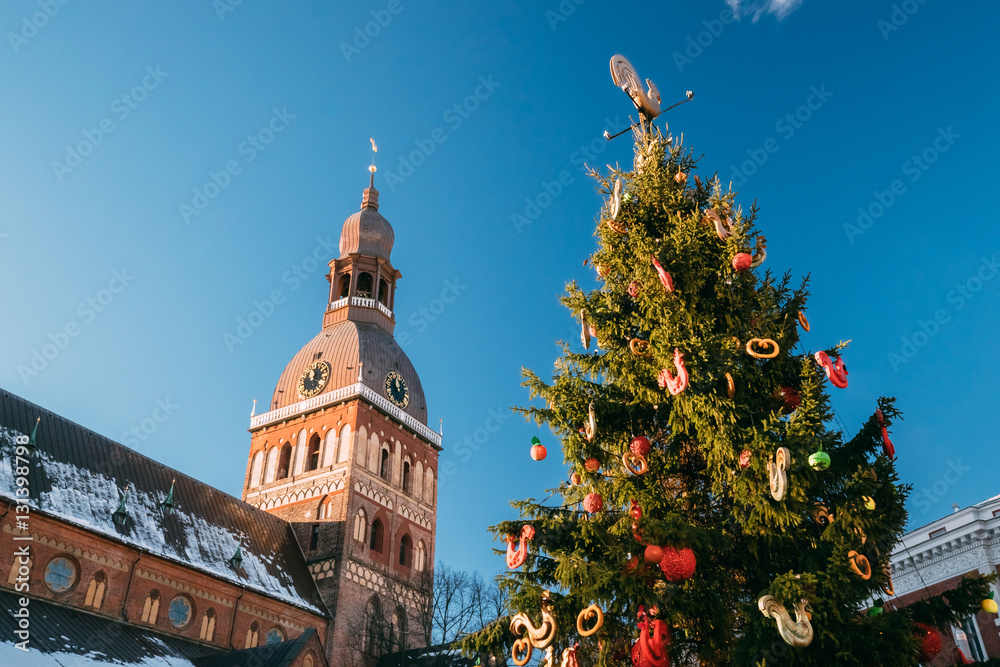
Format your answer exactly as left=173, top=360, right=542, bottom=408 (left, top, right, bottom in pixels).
left=463, top=57, right=995, bottom=667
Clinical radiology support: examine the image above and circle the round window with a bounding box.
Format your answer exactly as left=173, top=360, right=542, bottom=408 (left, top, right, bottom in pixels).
left=44, top=557, right=78, bottom=593
left=168, top=595, right=193, bottom=628
left=265, top=627, right=285, bottom=644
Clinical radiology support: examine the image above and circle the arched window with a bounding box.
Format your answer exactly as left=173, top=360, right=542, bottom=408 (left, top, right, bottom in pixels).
left=245, top=621, right=260, bottom=649
left=402, top=460, right=411, bottom=493
left=364, top=596, right=383, bottom=655
left=323, top=430, right=338, bottom=467
left=249, top=451, right=264, bottom=488
left=356, top=426, right=368, bottom=466
left=415, top=541, right=427, bottom=572
left=414, top=461, right=424, bottom=500
left=318, top=496, right=334, bottom=520
left=392, top=606, right=407, bottom=652
left=200, top=609, right=216, bottom=642
left=8, top=553, right=31, bottom=585
left=367, top=433, right=379, bottom=472
left=398, top=534, right=412, bottom=567
left=357, top=272, right=373, bottom=298
left=353, top=509, right=367, bottom=543
left=84, top=571, right=106, bottom=609
left=264, top=447, right=278, bottom=484
left=305, top=434, right=321, bottom=472
left=338, top=274, right=350, bottom=298
left=380, top=449, right=390, bottom=481
left=266, top=627, right=285, bottom=644
left=276, top=443, right=292, bottom=480
left=378, top=279, right=389, bottom=305
left=303, top=654, right=315, bottom=667
left=424, top=468, right=435, bottom=505
left=338, top=425, right=351, bottom=463
left=370, top=518, right=384, bottom=553
left=141, top=590, right=160, bottom=624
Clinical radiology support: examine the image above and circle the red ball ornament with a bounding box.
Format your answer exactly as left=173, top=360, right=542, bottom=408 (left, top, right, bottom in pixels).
left=530, top=436, right=547, bottom=461
left=628, top=280, right=641, bottom=298
left=584, top=458, right=601, bottom=472
left=739, top=449, right=751, bottom=469
left=570, top=472, right=582, bottom=485
left=583, top=493, right=603, bottom=514
left=659, top=546, right=697, bottom=582
left=643, top=545, right=663, bottom=564
left=914, top=623, right=941, bottom=660
left=732, top=253, right=752, bottom=272
left=776, top=387, right=801, bottom=413
left=630, top=435, right=652, bottom=457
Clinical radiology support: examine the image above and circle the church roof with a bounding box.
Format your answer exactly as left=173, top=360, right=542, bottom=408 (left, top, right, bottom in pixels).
left=338, top=185, right=394, bottom=261
left=0, top=589, right=223, bottom=665
left=270, top=321, right=428, bottom=425
left=0, top=590, right=325, bottom=666
left=0, top=389, right=327, bottom=616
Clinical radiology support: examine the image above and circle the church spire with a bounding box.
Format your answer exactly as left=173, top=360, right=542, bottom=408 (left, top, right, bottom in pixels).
left=362, top=138, right=379, bottom=211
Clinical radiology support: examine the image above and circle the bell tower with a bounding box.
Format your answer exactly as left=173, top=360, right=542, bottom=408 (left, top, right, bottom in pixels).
left=242, top=166, right=440, bottom=667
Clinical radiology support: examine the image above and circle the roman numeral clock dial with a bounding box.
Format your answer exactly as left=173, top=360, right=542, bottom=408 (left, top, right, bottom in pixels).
left=297, top=361, right=331, bottom=398
left=384, top=371, right=409, bottom=409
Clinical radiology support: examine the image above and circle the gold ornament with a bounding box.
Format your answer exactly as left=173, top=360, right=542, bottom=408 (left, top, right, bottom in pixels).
left=584, top=402, right=597, bottom=442
left=576, top=604, right=604, bottom=637
left=629, top=338, right=652, bottom=357
left=758, top=595, right=813, bottom=647
left=581, top=310, right=591, bottom=350
left=746, top=338, right=780, bottom=359
left=724, top=372, right=735, bottom=399
left=848, top=551, right=872, bottom=580
left=797, top=311, right=810, bottom=332
left=622, top=450, right=648, bottom=475
left=767, top=447, right=790, bottom=501
left=510, top=591, right=558, bottom=666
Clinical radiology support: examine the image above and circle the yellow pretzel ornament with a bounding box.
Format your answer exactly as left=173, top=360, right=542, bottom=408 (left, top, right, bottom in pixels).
left=724, top=372, right=735, bottom=399
left=746, top=338, right=780, bottom=359
left=848, top=551, right=872, bottom=580
left=797, top=311, right=810, bottom=332
left=622, top=450, right=648, bottom=475
left=576, top=604, right=604, bottom=637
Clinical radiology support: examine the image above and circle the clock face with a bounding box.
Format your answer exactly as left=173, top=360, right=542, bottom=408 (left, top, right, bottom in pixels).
left=297, top=361, right=331, bottom=398
left=384, top=371, right=409, bottom=408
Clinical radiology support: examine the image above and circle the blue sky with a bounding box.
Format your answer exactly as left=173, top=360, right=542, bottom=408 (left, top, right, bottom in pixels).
left=2, top=0, right=998, bottom=580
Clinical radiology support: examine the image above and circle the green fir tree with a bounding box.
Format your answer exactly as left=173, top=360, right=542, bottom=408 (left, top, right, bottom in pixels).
left=463, top=125, right=994, bottom=666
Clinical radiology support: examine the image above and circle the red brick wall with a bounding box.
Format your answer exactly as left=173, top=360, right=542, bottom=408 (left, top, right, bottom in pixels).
left=889, top=570, right=1000, bottom=659
left=0, top=503, right=328, bottom=652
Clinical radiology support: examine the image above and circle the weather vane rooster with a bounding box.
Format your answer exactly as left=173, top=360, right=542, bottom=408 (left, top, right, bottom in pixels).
left=606, top=54, right=694, bottom=140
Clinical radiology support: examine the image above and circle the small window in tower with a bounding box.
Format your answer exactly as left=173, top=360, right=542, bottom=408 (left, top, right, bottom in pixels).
left=306, top=434, right=321, bottom=472
left=339, top=275, right=351, bottom=298
left=399, top=534, right=411, bottom=567
left=380, top=449, right=390, bottom=481
left=402, top=461, right=411, bottom=494
left=378, top=279, right=389, bottom=305
left=310, top=524, right=319, bottom=551
left=370, top=519, right=384, bottom=553
left=357, top=272, right=373, bottom=298
left=276, top=443, right=292, bottom=480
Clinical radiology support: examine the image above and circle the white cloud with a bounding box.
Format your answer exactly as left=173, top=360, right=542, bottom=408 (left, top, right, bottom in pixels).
left=726, top=0, right=804, bottom=22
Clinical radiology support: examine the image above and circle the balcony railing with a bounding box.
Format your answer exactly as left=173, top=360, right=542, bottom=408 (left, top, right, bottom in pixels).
left=250, top=382, right=442, bottom=448
left=328, top=295, right=393, bottom=319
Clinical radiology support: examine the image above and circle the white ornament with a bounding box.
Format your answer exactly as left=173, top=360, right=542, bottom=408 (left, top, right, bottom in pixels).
left=610, top=55, right=662, bottom=120
left=758, top=595, right=813, bottom=647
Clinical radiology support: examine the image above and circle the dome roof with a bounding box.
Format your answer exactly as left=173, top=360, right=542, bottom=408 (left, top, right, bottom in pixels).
left=338, top=186, right=394, bottom=261
left=271, top=321, right=427, bottom=424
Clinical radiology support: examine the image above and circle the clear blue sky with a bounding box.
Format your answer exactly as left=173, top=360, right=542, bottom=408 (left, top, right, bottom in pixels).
left=2, top=0, right=998, bottom=580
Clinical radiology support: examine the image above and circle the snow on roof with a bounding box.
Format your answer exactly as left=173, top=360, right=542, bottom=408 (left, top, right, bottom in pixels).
left=0, top=390, right=326, bottom=616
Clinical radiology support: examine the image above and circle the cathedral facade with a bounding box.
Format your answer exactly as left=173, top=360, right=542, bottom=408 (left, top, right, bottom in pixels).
left=0, top=179, right=438, bottom=667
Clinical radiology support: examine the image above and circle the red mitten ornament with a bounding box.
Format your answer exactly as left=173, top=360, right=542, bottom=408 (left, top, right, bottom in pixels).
left=659, top=546, right=696, bottom=582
